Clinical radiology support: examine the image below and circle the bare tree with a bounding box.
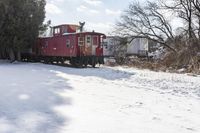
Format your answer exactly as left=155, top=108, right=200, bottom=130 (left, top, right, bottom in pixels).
left=191, top=0, right=200, bottom=38
left=116, top=1, right=176, bottom=52
left=114, top=0, right=200, bottom=71
left=163, top=0, right=200, bottom=39
left=162, top=0, right=200, bottom=50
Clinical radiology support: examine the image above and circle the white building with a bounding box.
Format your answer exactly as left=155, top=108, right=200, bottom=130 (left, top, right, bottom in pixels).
left=126, top=38, right=149, bottom=56
left=103, top=36, right=159, bottom=57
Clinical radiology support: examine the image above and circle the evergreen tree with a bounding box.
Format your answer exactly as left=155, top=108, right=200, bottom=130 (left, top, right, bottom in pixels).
left=0, top=0, right=46, bottom=61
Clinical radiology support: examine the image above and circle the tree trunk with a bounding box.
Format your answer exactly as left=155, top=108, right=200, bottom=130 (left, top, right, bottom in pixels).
left=9, top=48, right=15, bottom=62
left=0, top=49, right=2, bottom=59
left=0, top=48, right=7, bottom=59
left=0, top=51, right=4, bottom=59
left=17, top=49, right=21, bottom=61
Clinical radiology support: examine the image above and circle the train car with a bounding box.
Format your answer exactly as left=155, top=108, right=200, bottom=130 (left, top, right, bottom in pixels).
left=30, top=24, right=106, bottom=67
left=127, top=38, right=149, bottom=57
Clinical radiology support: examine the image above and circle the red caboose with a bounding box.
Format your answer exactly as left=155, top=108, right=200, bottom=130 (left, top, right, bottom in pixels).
left=32, top=24, right=106, bottom=67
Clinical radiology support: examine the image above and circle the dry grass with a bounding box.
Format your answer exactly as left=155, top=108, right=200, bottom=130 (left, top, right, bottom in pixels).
left=107, top=54, right=200, bottom=74
left=106, top=39, right=200, bottom=74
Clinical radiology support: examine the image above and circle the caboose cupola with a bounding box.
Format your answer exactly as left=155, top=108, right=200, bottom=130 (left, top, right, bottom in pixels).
left=53, top=24, right=79, bottom=36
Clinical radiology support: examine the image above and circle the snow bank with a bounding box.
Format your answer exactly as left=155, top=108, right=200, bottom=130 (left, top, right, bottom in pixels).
left=0, top=62, right=200, bottom=133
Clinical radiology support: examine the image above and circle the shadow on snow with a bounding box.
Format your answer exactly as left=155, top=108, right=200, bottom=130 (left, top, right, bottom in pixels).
left=44, top=64, right=135, bottom=81
left=0, top=62, right=135, bottom=133
left=0, top=63, right=73, bottom=133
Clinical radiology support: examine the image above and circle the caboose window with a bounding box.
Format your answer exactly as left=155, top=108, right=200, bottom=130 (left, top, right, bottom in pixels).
left=66, top=39, right=70, bottom=48
left=86, top=36, right=91, bottom=43
left=78, top=37, right=84, bottom=46
left=64, top=27, right=68, bottom=33
left=55, top=28, right=60, bottom=34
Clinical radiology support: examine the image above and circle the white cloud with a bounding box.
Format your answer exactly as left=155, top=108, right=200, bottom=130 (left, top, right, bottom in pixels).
left=83, top=0, right=102, bottom=6
left=48, top=0, right=65, bottom=3
left=46, top=3, right=63, bottom=15
left=77, top=5, right=99, bottom=14
left=105, top=9, right=121, bottom=16
left=77, top=5, right=88, bottom=12
left=54, top=0, right=65, bottom=2
left=89, top=9, right=100, bottom=14
left=86, top=22, right=114, bottom=33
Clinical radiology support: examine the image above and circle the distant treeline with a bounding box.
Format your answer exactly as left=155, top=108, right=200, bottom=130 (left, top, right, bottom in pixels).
left=0, top=0, right=46, bottom=61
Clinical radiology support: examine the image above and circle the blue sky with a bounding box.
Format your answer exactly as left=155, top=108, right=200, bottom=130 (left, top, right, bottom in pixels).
left=45, top=0, right=134, bottom=34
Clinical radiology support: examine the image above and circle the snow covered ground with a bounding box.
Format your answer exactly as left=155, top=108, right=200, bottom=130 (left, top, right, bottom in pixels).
left=0, top=61, right=200, bottom=133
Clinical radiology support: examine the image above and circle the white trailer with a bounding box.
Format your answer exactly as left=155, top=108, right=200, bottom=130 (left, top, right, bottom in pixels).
left=126, top=38, right=149, bottom=56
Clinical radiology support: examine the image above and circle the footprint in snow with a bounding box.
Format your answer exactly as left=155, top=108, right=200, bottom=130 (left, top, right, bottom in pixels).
left=152, top=116, right=161, bottom=121
left=135, top=102, right=143, bottom=107
left=121, top=102, right=143, bottom=109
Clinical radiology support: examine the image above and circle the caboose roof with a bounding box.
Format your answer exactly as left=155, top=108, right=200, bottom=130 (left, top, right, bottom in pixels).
left=63, top=32, right=105, bottom=36
left=53, top=24, right=80, bottom=28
